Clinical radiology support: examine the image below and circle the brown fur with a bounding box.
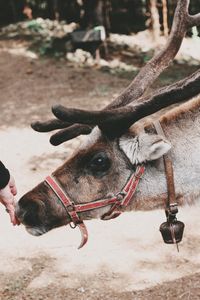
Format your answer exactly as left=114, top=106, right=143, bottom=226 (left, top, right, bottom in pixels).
left=130, top=95, right=200, bottom=135
left=160, top=96, right=200, bottom=125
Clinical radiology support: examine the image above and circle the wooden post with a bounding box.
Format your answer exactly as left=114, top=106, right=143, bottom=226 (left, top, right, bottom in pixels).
left=162, top=0, right=169, bottom=37
left=150, top=0, right=161, bottom=42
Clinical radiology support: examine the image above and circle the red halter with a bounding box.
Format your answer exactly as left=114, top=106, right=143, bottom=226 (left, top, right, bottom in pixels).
left=45, top=165, right=145, bottom=249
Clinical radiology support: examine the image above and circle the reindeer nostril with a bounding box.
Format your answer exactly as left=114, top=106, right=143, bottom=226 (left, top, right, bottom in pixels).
left=14, top=197, right=41, bottom=227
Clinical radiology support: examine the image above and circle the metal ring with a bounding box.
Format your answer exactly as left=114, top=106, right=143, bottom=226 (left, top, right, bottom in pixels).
left=116, top=192, right=126, bottom=201
left=70, top=222, right=77, bottom=229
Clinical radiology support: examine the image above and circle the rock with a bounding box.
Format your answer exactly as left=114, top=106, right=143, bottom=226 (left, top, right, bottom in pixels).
left=77, top=287, right=85, bottom=293
left=66, top=48, right=138, bottom=73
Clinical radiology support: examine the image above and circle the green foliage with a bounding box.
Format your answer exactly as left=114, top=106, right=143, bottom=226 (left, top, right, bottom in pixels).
left=26, top=20, right=43, bottom=32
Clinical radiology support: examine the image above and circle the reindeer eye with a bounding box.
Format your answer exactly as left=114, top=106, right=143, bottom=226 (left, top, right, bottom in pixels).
left=88, top=152, right=111, bottom=176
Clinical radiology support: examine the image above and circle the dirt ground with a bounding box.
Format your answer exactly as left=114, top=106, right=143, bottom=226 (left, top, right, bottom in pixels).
left=0, top=41, right=200, bottom=300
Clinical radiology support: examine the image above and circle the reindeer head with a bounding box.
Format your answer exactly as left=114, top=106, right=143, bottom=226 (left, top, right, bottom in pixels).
left=15, top=0, right=200, bottom=246
left=16, top=122, right=171, bottom=236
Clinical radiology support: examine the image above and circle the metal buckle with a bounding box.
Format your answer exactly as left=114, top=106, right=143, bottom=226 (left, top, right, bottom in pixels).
left=66, top=203, right=75, bottom=212
left=134, top=170, right=144, bottom=179
left=169, top=202, right=178, bottom=215
left=116, top=191, right=126, bottom=201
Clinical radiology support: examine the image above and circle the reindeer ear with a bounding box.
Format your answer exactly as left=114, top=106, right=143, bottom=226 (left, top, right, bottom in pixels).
left=119, top=132, right=171, bottom=165
left=147, top=138, right=171, bottom=161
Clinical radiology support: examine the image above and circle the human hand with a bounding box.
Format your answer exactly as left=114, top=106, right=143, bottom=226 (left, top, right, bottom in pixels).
left=0, top=176, right=20, bottom=225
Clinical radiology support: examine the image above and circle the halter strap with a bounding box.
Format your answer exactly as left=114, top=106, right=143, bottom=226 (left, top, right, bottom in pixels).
left=45, top=165, right=145, bottom=249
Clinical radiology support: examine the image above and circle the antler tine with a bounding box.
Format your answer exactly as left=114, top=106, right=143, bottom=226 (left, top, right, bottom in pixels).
left=106, top=0, right=199, bottom=109
left=52, top=69, right=200, bottom=137
left=31, top=118, right=92, bottom=145
left=187, top=13, right=200, bottom=27
left=31, top=119, right=72, bottom=132
left=51, top=105, right=116, bottom=125
left=49, top=124, right=92, bottom=146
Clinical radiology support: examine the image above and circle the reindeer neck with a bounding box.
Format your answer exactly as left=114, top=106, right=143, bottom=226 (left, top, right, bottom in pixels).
left=129, top=97, right=200, bottom=211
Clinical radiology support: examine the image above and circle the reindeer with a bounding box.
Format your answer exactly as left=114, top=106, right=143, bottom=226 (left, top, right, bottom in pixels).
left=15, top=0, right=200, bottom=248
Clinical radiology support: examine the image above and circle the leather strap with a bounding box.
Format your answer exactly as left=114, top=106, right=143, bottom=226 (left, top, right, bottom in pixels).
left=153, top=120, right=178, bottom=216
left=45, top=175, right=80, bottom=224
left=45, top=175, right=88, bottom=249
left=101, top=165, right=145, bottom=220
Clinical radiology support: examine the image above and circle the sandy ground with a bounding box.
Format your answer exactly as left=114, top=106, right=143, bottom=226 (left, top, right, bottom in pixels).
left=0, top=44, right=200, bottom=299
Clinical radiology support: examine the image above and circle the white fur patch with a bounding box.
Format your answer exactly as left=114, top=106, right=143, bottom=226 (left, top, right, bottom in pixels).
left=119, top=135, right=139, bottom=164
left=148, top=140, right=171, bottom=161
left=119, top=132, right=171, bottom=165
left=79, top=126, right=101, bottom=150
left=26, top=226, right=47, bottom=236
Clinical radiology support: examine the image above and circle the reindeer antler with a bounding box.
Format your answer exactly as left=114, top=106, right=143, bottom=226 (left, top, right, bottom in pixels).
left=47, top=69, right=200, bottom=137
left=31, top=120, right=92, bottom=145
left=32, top=0, right=200, bottom=144
left=106, top=0, right=196, bottom=109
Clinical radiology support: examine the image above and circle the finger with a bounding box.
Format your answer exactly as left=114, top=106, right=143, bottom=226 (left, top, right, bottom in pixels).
left=6, top=204, right=17, bottom=225
left=31, top=119, right=72, bottom=132
left=50, top=124, right=92, bottom=146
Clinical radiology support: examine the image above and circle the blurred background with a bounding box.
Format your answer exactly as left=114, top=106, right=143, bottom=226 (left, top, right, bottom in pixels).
left=0, top=0, right=200, bottom=61
left=1, top=0, right=200, bottom=33
left=0, top=1, right=200, bottom=300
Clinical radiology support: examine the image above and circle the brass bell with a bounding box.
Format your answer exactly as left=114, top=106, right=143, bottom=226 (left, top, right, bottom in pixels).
left=160, top=220, right=185, bottom=244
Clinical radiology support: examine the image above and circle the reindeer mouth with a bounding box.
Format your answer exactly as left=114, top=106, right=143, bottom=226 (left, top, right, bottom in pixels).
left=25, top=225, right=48, bottom=236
